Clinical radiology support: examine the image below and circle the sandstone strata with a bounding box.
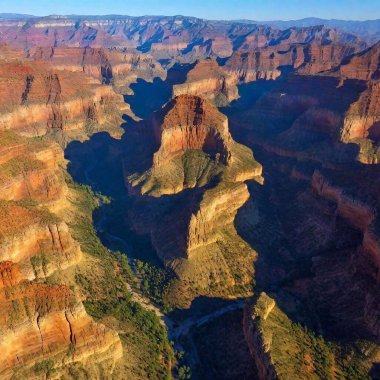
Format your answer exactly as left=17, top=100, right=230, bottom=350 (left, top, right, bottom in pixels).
left=173, top=59, right=238, bottom=106
left=0, top=45, right=127, bottom=379
left=0, top=50, right=128, bottom=139
left=125, top=95, right=262, bottom=305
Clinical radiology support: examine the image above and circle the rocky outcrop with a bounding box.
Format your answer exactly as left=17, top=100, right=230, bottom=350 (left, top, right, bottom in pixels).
left=128, top=95, right=262, bottom=196
left=227, top=63, right=380, bottom=375
left=0, top=283, right=122, bottom=379
left=225, top=42, right=360, bottom=84
left=244, top=293, right=278, bottom=380
left=125, top=95, right=262, bottom=305
left=0, top=54, right=128, bottom=139
left=224, top=25, right=365, bottom=85
left=0, top=201, right=81, bottom=282
left=0, top=131, right=65, bottom=204
left=312, top=171, right=380, bottom=281
left=152, top=95, right=232, bottom=167
left=29, top=46, right=166, bottom=92
left=0, top=47, right=127, bottom=378
left=339, top=41, right=380, bottom=81
left=337, top=42, right=380, bottom=163
left=244, top=293, right=344, bottom=380
left=173, top=59, right=238, bottom=105
left=0, top=15, right=365, bottom=66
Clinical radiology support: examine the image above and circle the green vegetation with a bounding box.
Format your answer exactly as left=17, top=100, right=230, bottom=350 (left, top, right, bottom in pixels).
left=33, top=359, right=55, bottom=379
left=133, top=259, right=175, bottom=311
left=181, top=149, right=224, bottom=187
left=252, top=294, right=375, bottom=380
left=353, top=137, right=380, bottom=163
left=85, top=297, right=173, bottom=379
left=67, top=180, right=111, bottom=259
left=67, top=180, right=174, bottom=379
left=30, top=252, right=49, bottom=277
left=0, top=156, right=45, bottom=179
left=178, top=365, right=192, bottom=380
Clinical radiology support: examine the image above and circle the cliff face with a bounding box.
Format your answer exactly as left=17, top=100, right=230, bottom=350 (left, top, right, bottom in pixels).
left=0, top=132, right=64, bottom=204
left=0, top=51, right=127, bottom=140
left=125, top=95, right=262, bottom=306
left=0, top=16, right=365, bottom=65
left=243, top=293, right=364, bottom=380
left=229, top=65, right=380, bottom=376
left=225, top=42, right=360, bottom=84
left=173, top=59, right=238, bottom=106
left=0, top=144, right=124, bottom=378
left=153, top=95, right=232, bottom=167
left=338, top=42, right=380, bottom=163
left=29, top=46, right=166, bottom=93
left=225, top=25, right=364, bottom=84
left=1, top=12, right=380, bottom=378
left=243, top=294, right=279, bottom=380
left=0, top=284, right=122, bottom=379
left=312, top=171, right=380, bottom=282
left=0, top=44, right=147, bottom=379
left=339, top=41, right=380, bottom=81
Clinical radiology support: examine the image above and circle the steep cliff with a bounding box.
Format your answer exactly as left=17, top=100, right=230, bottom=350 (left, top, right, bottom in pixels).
left=173, top=59, right=238, bottom=106
left=212, top=55, right=380, bottom=376
left=0, top=284, right=122, bottom=379
left=29, top=46, right=166, bottom=93
left=244, top=293, right=377, bottom=380
left=0, top=45, right=173, bottom=379
left=224, top=25, right=365, bottom=84
left=0, top=52, right=128, bottom=140
left=338, top=42, right=380, bottom=163
left=125, top=95, right=262, bottom=306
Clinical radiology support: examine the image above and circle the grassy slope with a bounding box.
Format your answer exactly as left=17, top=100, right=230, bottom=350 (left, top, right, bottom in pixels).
left=56, top=179, right=174, bottom=379
left=251, top=294, right=378, bottom=380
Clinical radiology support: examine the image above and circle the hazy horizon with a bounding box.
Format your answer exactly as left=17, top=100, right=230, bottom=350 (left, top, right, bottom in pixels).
left=1, top=0, right=380, bottom=22
left=1, top=12, right=380, bottom=22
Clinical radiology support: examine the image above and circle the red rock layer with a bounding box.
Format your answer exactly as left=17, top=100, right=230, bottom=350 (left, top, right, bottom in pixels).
left=0, top=51, right=127, bottom=136
left=173, top=59, right=238, bottom=104
left=152, top=95, right=231, bottom=166
left=0, top=283, right=121, bottom=378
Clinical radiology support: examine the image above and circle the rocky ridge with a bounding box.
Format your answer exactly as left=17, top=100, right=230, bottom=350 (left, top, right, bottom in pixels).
left=125, top=95, right=262, bottom=306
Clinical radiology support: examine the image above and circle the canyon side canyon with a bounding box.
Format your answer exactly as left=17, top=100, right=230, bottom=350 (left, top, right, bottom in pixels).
left=0, top=12, right=379, bottom=380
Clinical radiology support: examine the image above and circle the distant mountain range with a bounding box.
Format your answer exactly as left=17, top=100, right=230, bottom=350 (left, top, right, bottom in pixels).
left=0, top=13, right=36, bottom=19
left=0, top=13, right=379, bottom=44
left=254, top=17, right=380, bottom=43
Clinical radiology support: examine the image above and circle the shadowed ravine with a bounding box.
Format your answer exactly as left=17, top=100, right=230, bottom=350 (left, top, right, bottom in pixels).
left=66, top=65, right=380, bottom=378
left=65, top=65, right=261, bottom=380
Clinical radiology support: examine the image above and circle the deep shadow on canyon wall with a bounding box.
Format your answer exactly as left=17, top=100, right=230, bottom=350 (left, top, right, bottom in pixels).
left=65, top=64, right=260, bottom=379
left=66, top=63, right=377, bottom=378
left=228, top=76, right=380, bottom=346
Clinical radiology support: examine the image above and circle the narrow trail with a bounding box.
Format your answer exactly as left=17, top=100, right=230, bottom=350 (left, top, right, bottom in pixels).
left=70, top=71, right=250, bottom=345
left=97, top=211, right=245, bottom=335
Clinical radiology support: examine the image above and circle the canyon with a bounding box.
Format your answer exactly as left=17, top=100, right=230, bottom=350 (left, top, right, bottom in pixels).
left=0, top=12, right=379, bottom=380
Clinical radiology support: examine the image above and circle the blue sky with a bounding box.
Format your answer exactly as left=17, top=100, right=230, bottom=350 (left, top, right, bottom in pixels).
left=0, top=0, right=379, bottom=21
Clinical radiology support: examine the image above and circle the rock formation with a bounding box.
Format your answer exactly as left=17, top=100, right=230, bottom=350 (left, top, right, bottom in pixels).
left=125, top=95, right=262, bottom=305
left=338, top=41, right=380, bottom=163
left=173, top=59, right=238, bottom=106
left=29, top=46, right=166, bottom=93
left=227, top=62, right=380, bottom=377
left=1, top=11, right=380, bottom=379
left=225, top=26, right=364, bottom=85
left=0, top=47, right=128, bottom=140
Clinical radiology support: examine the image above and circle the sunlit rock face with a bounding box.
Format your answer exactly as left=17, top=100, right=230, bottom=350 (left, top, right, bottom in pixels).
left=1, top=11, right=380, bottom=379
left=0, top=41, right=125, bottom=380
left=338, top=42, right=380, bottom=163
left=0, top=49, right=128, bottom=140
left=125, top=95, right=262, bottom=306
left=173, top=59, right=238, bottom=106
